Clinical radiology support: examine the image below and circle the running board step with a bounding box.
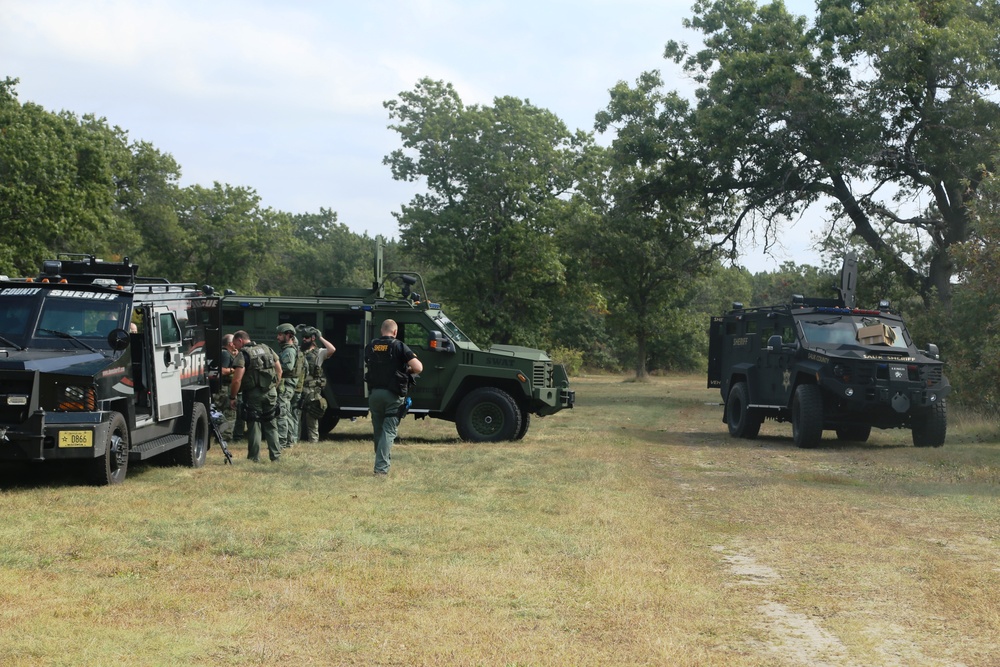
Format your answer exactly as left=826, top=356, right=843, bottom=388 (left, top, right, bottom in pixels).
left=129, top=434, right=188, bottom=461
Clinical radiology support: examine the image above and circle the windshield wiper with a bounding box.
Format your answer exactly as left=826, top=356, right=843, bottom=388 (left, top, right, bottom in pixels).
left=0, top=334, right=24, bottom=350
left=38, top=328, right=104, bottom=355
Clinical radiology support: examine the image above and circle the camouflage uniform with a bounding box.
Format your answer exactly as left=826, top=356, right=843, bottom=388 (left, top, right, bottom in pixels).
left=212, top=346, right=236, bottom=441
left=275, top=323, right=299, bottom=450
left=289, top=329, right=307, bottom=445
left=233, top=340, right=281, bottom=462
left=302, top=343, right=331, bottom=442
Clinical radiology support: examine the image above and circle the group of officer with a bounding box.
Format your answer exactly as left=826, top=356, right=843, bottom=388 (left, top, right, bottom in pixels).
left=213, top=318, right=420, bottom=474
left=214, top=324, right=335, bottom=463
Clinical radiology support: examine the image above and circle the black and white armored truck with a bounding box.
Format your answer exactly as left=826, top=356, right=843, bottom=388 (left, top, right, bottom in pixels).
left=707, top=255, right=950, bottom=448
left=0, top=255, right=220, bottom=484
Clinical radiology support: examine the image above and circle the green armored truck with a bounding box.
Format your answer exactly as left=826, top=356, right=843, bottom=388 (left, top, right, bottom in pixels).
left=707, top=254, right=950, bottom=448
left=220, top=240, right=574, bottom=442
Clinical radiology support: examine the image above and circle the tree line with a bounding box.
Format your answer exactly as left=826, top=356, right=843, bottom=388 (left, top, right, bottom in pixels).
left=3, top=0, right=1000, bottom=413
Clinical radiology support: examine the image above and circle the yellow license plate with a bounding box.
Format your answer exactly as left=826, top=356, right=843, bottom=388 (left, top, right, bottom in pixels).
left=58, top=431, right=93, bottom=448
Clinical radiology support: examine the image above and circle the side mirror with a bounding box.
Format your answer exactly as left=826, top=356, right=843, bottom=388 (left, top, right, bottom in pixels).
left=107, top=328, right=130, bottom=351
left=925, top=343, right=940, bottom=360
left=428, top=330, right=455, bottom=353
left=767, top=334, right=785, bottom=352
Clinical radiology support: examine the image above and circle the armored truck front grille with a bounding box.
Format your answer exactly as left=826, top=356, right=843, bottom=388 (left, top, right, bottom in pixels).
left=533, top=362, right=550, bottom=387
left=853, top=364, right=876, bottom=386
left=922, top=365, right=943, bottom=386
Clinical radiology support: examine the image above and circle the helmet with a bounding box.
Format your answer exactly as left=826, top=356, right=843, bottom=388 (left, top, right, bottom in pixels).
left=276, top=323, right=296, bottom=334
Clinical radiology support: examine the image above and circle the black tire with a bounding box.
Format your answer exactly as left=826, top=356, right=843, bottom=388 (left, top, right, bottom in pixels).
left=835, top=424, right=871, bottom=443
left=912, top=399, right=947, bottom=447
left=456, top=387, right=522, bottom=442
left=177, top=402, right=209, bottom=467
left=88, top=412, right=129, bottom=486
left=792, top=384, right=823, bottom=448
left=726, top=382, right=762, bottom=439
left=318, top=412, right=340, bottom=438
left=514, top=409, right=531, bottom=440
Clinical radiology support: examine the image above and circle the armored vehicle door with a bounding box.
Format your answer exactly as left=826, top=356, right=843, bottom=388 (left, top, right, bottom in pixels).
left=382, top=312, right=451, bottom=410
left=319, top=308, right=369, bottom=399
left=149, top=305, right=183, bottom=420
left=757, top=315, right=797, bottom=408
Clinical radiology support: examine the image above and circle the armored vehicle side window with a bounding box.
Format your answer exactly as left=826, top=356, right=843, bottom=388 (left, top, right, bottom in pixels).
left=745, top=320, right=757, bottom=334
left=222, top=309, right=244, bottom=327
left=158, top=312, right=181, bottom=345
left=398, top=322, right=433, bottom=351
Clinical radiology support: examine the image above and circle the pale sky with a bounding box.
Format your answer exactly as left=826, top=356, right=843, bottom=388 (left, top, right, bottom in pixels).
left=1, top=0, right=823, bottom=272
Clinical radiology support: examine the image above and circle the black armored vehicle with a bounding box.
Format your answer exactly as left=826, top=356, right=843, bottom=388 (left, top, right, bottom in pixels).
left=707, top=255, right=950, bottom=447
left=0, top=255, right=221, bottom=484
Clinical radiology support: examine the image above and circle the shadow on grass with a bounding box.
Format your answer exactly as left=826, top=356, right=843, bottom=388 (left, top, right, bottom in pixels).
left=633, top=427, right=912, bottom=452
left=0, top=456, right=177, bottom=491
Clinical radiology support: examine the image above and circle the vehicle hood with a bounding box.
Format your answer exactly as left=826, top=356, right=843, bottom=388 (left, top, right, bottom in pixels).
left=484, top=344, right=551, bottom=361
left=0, top=348, right=110, bottom=376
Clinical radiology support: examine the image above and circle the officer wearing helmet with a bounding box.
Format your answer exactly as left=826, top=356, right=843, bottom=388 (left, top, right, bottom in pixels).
left=275, top=323, right=299, bottom=451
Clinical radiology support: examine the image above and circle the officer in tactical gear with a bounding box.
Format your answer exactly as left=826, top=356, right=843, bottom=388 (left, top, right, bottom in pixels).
left=364, top=319, right=422, bottom=475
left=275, top=323, right=299, bottom=451
left=300, top=326, right=336, bottom=442
left=212, top=333, right=238, bottom=441
left=230, top=330, right=283, bottom=462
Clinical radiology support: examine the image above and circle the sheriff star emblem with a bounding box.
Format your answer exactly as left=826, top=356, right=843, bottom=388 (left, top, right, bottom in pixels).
left=783, top=369, right=791, bottom=391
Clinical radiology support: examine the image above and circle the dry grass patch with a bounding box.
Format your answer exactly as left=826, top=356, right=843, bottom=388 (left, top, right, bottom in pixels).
left=0, top=374, right=996, bottom=666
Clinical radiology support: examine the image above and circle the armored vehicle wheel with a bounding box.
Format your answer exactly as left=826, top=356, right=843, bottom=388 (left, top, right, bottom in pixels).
left=835, top=424, right=871, bottom=443
left=912, top=400, right=947, bottom=447
left=726, top=382, right=762, bottom=439
left=456, top=387, right=522, bottom=442
left=792, top=384, right=823, bottom=448
left=88, top=412, right=129, bottom=486
left=177, top=402, right=209, bottom=467
left=319, top=413, right=340, bottom=438
left=514, top=409, right=531, bottom=440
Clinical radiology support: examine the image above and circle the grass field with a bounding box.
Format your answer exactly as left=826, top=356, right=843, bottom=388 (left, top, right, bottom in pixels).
left=0, top=374, right=997, bottom=666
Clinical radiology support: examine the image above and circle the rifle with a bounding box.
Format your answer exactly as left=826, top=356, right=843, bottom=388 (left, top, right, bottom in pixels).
left=209, top=404, right=234, bottom=465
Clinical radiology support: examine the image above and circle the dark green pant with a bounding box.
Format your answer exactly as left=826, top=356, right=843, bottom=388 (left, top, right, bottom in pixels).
left=245, top=386, right=280, bottom=462
left=369, top=388, right=405, bottom=473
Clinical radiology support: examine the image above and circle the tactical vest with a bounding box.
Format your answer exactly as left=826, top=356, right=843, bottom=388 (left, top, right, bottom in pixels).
left=365, top=337, right=409, bottom=396
left=280, top=343, right=299, bottom=387
left=292, top=347, right=306, bottom=393
left=303, top=347, right=326, bottom=391
left=242, top=342, right=277, bottom=390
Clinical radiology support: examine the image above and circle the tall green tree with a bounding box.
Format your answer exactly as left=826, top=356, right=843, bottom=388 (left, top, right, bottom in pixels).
left=384, top=78, right=597, bottom=347
left=662, top=0, right=1000, bottom=310
left=165, top=182, right=283, bottom=292
left=591, top=74, right=724, bottom=377
left=0, top=77, right=138, bottom=274
left=944, top=159, right=1000, bottom=412
left=117, top=140, right=185, bottom=275
left=265, top=208, right=372, bottom=296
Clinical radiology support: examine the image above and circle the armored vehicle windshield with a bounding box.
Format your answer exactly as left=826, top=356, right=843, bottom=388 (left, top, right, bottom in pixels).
left=0, top=287, right=130, bottom=351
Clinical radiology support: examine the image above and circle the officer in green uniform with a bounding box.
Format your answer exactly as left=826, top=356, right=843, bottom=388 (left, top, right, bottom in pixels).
left=301, top=326, right=336, bottom=442
left=364, top=319, right=422, bottom=475
left=275, top=323, right=299, bottom=451
left=230, top=330, right=283, bottom=462
left=212, top=333, right=238, bottom=441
